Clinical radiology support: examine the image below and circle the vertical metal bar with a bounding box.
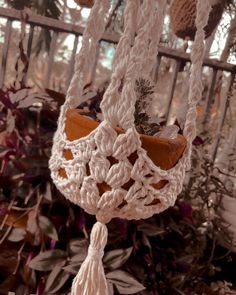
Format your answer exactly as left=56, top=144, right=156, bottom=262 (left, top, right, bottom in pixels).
left=203, top=68, right=218, bottom=125
left=228, top=119, right=236, bottom=157
left=212, top=73, right=235, bottom=162
left=45, top=30, right=58, bottom=89
left=166, top=59, right=181, bottom=122
left=67, top=34, right=79, bottom=90
left=0, top=19, right=12, bottom=88
left=22, top=24, right=35, bottom=86
left=153, top=54, right=162, bottom=83
left=90, top=41, right=100, bottom=85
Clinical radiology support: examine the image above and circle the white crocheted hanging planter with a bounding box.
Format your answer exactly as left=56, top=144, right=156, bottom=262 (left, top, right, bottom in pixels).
left=51, top=117, right=187, bottom=221
left=49, top=0, right=211, bottom=294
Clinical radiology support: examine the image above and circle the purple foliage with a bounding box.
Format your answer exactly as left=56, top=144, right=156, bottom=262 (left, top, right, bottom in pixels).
left=0, top=86, right=235, bottom=295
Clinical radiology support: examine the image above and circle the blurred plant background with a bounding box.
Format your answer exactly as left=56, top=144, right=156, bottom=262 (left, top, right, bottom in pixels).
left=0, top=0, right=236, bottom=294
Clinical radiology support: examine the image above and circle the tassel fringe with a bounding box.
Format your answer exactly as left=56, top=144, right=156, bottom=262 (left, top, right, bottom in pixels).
left=71, top=221, right=109, bottom=295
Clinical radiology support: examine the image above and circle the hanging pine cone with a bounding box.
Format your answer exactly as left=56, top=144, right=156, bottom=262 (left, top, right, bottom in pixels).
left=74, top=0, right=94, bottom=8
left=170, top=0, right=226, bottom=40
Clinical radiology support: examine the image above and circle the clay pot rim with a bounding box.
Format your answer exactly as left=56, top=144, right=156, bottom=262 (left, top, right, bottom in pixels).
left=64, top=108, right=187, bottom=172
left=65, top=108, right=187, bottom=146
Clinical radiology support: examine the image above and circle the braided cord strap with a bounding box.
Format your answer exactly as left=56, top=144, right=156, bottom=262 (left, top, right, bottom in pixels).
left=101, top=0, right=167, bottom=130
left=111, top=0, right=139, bottom=72
left=66, top=0, right=110, bottom=108
left=100, top=0, right=140, bottom=128
left=141, top=0, right=167, bottom=77
left=54, top=0, right=110, bottom=144
left=184, top=0, right=211, bottom=167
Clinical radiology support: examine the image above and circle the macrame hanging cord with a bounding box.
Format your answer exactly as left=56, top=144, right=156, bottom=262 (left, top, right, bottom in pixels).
left=101, top=0, right=167, bottom=129
left=71, top=1, right=164, bottom=294
left=49, top=0, right=212, bottom=294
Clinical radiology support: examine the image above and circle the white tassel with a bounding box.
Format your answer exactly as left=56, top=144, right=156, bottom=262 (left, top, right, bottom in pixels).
left=71, top=221, right=109, bottom=295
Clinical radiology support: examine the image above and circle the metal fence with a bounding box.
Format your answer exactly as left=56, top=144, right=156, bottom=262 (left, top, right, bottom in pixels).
left=0, top=7, right=236, bottom=163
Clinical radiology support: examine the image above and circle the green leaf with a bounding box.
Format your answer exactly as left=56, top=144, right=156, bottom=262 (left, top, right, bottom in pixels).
left=63, top=263, right=80, bottom=275
left=137, top=223, right=165, bottom=236
left=169, top=218, right=183, bottom=235
left=103, top=247, right=133, bottom=270
left=68, top=238, right=89, bottom=255
left=38, top=215, right=58, bottom=241
left=7, top=228, right=26, bottom=242
left=45, top=263, right=70, bottom=293
left=29, top=250, right=67, bottom=271
left=70, top=252, right=87, bottom=264
left=63, top=250, right=88, bottom=274
left=15, top=156, right=49, bottom=169
left=6, top=111, right=15, bottom=132
left=176, top=255, right=194, bottom=264
left=106, top=270, right=145, bottom=294
left=108, top=281, right=114, bottom=295
left=142, top=234, right=152, bottom=249
left=44, top=182, right=52, bottom=202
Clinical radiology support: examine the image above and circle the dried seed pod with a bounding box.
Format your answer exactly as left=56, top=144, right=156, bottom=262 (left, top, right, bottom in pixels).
left=170, top=0, right=226, bottom=40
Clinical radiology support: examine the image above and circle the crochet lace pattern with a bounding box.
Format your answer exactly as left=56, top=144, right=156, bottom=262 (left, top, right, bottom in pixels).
left=49, top=1, right=211, bottom=293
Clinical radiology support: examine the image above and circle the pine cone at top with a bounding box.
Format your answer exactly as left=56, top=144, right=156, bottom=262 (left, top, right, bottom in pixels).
left=170, top=0, right=226, bottom=40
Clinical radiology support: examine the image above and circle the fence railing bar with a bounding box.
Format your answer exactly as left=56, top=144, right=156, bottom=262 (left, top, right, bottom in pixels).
left=67, top=34, right=79, bottom=90
left=0, top=7, right=119, bottom=44
left=153, top=55, right=162, bottom=83
left=22, top=24, right=35, bottom=86
left=158, top=46, right=236, bottom=73
left=45, top=30, right=58, bottom=89
left=166, top=59, right=181, bottom=123
left=203, top=68, right=218, bottom=126
left=0, top=7, right=235, bottom=74
left=0, top=19, right=12, bottom=88
left=212, top=73, right=235, bottom=162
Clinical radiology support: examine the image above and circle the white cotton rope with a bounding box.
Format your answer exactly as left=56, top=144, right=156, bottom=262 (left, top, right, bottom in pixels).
left=101, top=0, right=160, bottom=129
left=100, top=0, right=140, bottom=128
left=49, top=0, right=212, bottom=294
left=66, top=0, right=110, bottom=108
left=71, top=222, right=108, bottom=295
left=140, top=0, right=167, bottom=77
left=183, top=0, right=211, bottom=168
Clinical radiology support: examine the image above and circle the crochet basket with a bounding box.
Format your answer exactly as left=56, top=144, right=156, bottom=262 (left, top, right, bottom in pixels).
left=49, top=0, right=212, bottom=294
left=59, top=108, right=187, bottom=200
left=170, top=0, right=226, bottom=40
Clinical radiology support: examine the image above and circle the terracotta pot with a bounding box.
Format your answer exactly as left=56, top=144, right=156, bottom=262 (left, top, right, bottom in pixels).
left=170, top=0, right=226, bottom=40
left=74, top=0, right=94, bottom=8
left=59, top=109, right=187, bottom=191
